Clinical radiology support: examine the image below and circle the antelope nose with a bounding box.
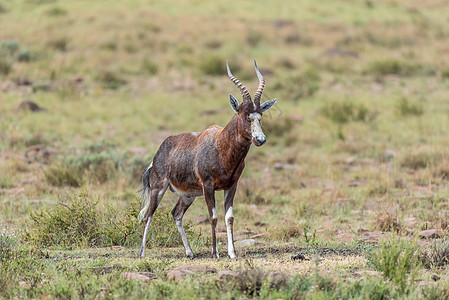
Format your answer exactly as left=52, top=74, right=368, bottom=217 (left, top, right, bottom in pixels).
left=255, top=136, right=266, bottom=145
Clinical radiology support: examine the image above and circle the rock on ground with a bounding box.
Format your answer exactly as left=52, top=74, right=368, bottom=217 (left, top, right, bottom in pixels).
left=418, top=229, right=441, bottom=239
left=167, top=265, right=217, bottom=281
left=121, top=272, right=155, bottom=282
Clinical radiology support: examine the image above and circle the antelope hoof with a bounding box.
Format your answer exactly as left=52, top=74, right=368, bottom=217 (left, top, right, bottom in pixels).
left=186, top=251, right=195, bottom=259
left=228, top=253, right=237, bottom=259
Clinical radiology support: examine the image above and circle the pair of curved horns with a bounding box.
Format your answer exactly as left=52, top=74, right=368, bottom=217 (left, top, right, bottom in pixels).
left=226, top=60, right=265, bottom=105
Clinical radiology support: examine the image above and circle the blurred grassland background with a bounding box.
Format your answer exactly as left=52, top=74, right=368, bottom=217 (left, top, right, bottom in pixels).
left=1, top=0, right=449, bottom=298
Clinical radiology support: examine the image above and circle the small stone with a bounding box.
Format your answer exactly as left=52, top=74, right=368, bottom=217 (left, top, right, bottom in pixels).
left=357, top=227, right=369, bottom=234
left=167, top=265, right=217, bottom=281
left=236, top=239, right=256, bottom=247
left=217, top=270, right=237, bottom=280
left=359, top=231, right=389, bottom=244
left=193, top=215, right=208, bottom=225
left=19, top=281, right=29, bottom=288
left=404, top=216, right=418, bottom=229
left=121, top=272, right=155, bottom=282
left=336, top=233, right=354, bottom=241
left=418, top=229, right=441, bottom=239
left=345, top=157, right=357, bottom=165
left=348, top=180, right=360, bottom=187
left=383, top=149, right=396, bottom=160
left=250, top=232, right=270, bottom=239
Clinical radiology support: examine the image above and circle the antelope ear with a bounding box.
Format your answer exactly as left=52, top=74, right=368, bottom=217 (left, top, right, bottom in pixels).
left=229, top=94, right=239, bottom=113
left=260, top=98, right=277, bottom=112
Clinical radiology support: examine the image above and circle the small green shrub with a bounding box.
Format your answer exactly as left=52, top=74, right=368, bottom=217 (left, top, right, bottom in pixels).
left=401, top=151, right=441, bottom=170
left=366, top=238, right=420, bottom=292
left=285, top=275, right=312, bottom=299
left=32, top=80, right=52, bottom=92
left=28, top=192, right=101, bottom=248
left=234, top=267, right=288, bottom=297
left=246, top=30, right=264, bottom=47
left=198, top=54, right=225, bottom=76
left=26, top=191, right=195, bottom=249
left=45, top=163, right=84, bottom=187
left=97, top=70, right=127, bottom=89
left=273, top=68, right=320, bottom=101
left=1, top=40, right=19, bottom=55
left=45, top=6, right=67, bottom=16
left=419, top=237, right=449, bottom=269
left=16, top=48, right=32, bottom=62
left=141, top=58, right=158, bottom=75
left=0, top=56, right=12, bottom=75
left=397, top=97, right=424, bottom=116
left=262, top=116, right=293, bottom=137
left=47, top=37, right=68, bottom=51
left=365, top=59, right=428, bottom=77
left=321, top=101, right=370, bottom=124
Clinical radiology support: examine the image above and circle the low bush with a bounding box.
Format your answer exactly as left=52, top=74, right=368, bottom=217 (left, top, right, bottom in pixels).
left=321, top=101, right=371, bottom=124
left=272, top=68, right=320, bottom=101
left=397, top=97, right=424, bottom=116
left=401, top=150, right=441, bottom=170
left=26, top=191, right=197, bottom=249
left=0, top=55, right=12, bottom=75
left=45, top=163, right=84, bottom=187
left=97, top=69, right=127, bottom=89
left=419, top=237, right=449, bottom=269
left=366, top=237, right=420, bottom=292
left=198, top=54, right=225, bottom=76
left=365, top=59, right=431, bottom=77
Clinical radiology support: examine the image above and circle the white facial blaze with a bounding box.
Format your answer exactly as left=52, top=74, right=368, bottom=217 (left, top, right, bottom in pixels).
left=249, top=113, right=265, bottom=141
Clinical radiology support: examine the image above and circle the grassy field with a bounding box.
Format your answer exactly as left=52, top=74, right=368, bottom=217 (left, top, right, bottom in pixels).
left=1, top=0, right=449, bottom=298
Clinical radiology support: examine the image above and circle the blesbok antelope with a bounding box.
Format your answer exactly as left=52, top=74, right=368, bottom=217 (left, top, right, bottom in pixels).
left=138, top=60, right=277, bottom=259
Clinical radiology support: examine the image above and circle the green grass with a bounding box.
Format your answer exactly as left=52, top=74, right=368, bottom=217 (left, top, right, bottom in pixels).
left=0, top=0, right=449, bottom=298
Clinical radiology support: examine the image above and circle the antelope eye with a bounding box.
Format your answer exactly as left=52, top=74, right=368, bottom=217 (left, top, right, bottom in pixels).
left=247, top=116, right=251, bottom=121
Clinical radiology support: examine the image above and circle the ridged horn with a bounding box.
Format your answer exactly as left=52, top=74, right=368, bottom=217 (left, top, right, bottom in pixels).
left=227, top=60, right=251, bottom=103
left=253, top=60, right=265, bottom=105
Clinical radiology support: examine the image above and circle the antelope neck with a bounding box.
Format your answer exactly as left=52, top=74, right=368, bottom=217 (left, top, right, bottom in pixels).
left=217, top=114, right=251, bottom=168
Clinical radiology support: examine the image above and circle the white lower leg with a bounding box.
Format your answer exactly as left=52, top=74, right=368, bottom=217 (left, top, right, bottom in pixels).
left=175, top=215, right=194, bottom=257
left=225, top=206, right=236, bottom=258
left=139, top=216, right=152, bottom=258
left=212, top=207, right=219, bottom=258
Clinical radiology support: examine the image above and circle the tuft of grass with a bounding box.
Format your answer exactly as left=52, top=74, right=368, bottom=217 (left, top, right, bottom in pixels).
left=321, top=101, right=370, bottom=124
left=198, top=54, right=225, bottom=76
left=97, top=69, right=127, bottom=89
left=366, top=237, right=420, bottom=292
left=401, top=150, right=441, bottom=170
left=375, top=211, right=401, bottom=233
left=365, top=59, right=428, bottom=77
left=45, top=163, right=84, bottom=187
left=47, top=37, right=68, bottom=51
left=419, top=237, right=449, bottom=269
left=45, top=6, right=67, bottom=16
left=273, top=68, right=320, bottom=101
left=0, top=56, right=12, bottom=75
left=396, top=97, right=424, bottom=117
left=141, top=57, right=158, bottom=75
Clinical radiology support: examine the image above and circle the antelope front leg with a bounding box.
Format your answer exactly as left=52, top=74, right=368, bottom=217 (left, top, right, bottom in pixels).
left=224, top=185, right=237, bottom=258
left=203, top=182, right=219, bottom=258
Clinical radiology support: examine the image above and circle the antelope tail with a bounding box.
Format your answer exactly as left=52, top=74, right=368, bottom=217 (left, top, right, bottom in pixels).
left=138, top=162, right=153, bottom=223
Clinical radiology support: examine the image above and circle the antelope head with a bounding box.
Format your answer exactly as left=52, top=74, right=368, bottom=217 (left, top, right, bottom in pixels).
left=227, top=60, right=277, bottom=146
